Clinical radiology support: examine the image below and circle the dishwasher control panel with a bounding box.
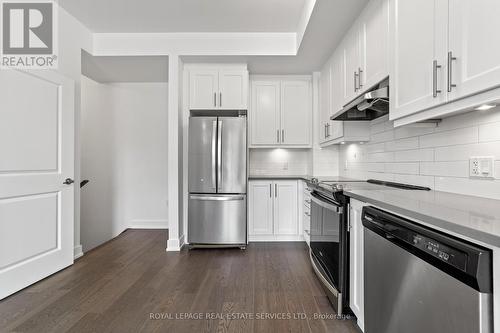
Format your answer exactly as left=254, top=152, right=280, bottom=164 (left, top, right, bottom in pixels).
left=412, top=234, right=467, bottom=271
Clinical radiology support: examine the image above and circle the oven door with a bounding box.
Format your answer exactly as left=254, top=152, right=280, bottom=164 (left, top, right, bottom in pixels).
left=310, top=191, right=346, bottom=313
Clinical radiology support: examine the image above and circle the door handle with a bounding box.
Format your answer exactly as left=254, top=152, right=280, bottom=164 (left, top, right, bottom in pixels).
left=433, top=60, right=442, bottom=98
left=447, top=51, right=457, bottom=92
left=217, top=120, right=223, bottom=190
left=63, top=178, right=74, bottom=185
left=212, top=120, right=217, bottom=189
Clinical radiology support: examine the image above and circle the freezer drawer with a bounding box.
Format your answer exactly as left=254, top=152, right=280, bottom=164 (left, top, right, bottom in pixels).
left=188, top=194, right=247, bottom=245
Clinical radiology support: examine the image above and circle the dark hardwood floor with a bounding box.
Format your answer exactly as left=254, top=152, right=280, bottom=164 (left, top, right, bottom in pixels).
left=0, top=230, right=359, bottom=333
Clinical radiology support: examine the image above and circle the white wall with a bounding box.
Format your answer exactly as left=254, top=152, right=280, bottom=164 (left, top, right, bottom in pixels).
left=339, top=109, right=500, bottom=200
left=80, top=76, right=168, bottom=252
left=56, top=7, right=93, bottom=257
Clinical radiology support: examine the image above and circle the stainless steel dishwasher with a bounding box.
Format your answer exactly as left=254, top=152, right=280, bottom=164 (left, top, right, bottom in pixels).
left=362, top=206, right=493, bottom=333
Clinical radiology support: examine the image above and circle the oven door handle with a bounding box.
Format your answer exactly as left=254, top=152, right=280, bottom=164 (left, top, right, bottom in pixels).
left=311, top=193, right=343, bottom=214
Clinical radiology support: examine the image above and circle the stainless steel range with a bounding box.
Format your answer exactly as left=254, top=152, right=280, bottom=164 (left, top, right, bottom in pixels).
left=306, top=178, right=431, bottom=317
left=306, top=178, right=365, bottom=317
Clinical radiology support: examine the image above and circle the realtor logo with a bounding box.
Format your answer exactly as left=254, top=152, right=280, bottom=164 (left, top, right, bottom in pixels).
left=1, top=0, right=58, bottom=68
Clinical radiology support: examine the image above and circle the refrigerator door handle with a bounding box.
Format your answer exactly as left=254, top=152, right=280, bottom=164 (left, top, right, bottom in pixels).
left=217, top=120, right=223, bottom=190
left=211, top=120, right=217, bottom=189
left=190, top=195, right=245, bottom=201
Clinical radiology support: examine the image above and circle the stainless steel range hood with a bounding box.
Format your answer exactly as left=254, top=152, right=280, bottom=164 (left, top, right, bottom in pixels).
left=332, top=78, right=389, bottom=121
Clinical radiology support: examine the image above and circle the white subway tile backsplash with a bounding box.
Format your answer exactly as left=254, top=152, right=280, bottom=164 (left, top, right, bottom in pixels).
left=385, top=137, right=419, bottom=151
left=339, top=109, right=500, bottom=200
left=371, top=130, right=395, bottom=143
left=384, top=162, right=419, bottom=175
left=394, top=126, right=435, bottom=139
left=419, top=127, right=478, bottom=148
left=479, top=122, right=500, bottom=142
left=394, top=149, right=434, bottom=162
left=435, top=142, right=500, bottom=161
left=420, top=161, right=469, bottom=177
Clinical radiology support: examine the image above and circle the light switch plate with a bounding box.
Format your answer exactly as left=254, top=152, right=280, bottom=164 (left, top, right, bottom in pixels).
left=469, top=156, right=495, bottom=179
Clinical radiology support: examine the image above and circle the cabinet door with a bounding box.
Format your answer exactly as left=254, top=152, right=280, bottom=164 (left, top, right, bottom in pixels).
left=391, top=0, right=448, bottom=120
left=189, top=69, right=219, bottom=110
left=250, top=80, right=280, bottom=146
left=319, top=62, right=331, bottom=143
left=330, top=49, right=345, bottom=140
left=349, top=199, right=366, bottom=331
left=248, top=181, right=274, bottom=235
left=219, top=69, right=249, bottom=110
left=359, top=0, right=390, bottom=90
left=448, top=0, right=500, bottom=102
left=273, top=181, right=298, bottom=235
left=280, top=80, right=311, bottom=146
left=343, top=25, right=361, bottom=104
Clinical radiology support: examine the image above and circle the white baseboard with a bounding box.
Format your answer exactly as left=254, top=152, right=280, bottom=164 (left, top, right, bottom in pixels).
left=166, top=238, right=181, bottom=251
left=129, top=219, right=168, bottom=229
left=248, top=235, right=305, bottom=242
left=74, top=245, right=84, bottom=259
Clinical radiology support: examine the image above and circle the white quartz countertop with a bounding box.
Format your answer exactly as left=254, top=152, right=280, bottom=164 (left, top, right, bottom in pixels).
left=344, top=185, right=500, bottom=248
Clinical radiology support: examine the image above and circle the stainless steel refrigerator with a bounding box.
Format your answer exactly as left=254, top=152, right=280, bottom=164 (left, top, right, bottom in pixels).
left=188, top=116, right=247, bottom=247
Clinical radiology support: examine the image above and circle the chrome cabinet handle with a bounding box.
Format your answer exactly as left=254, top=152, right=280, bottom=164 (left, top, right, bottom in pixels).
left=324, top=124, right=327, bottom=139
left=433, top=60, right=442, bottom=98
left=447, top=51, right=457, bottom=92
left=282, top=129, right=285, bottom=143
left=277, top=129, right=280, bottom=143
left=358, top=68, right=363, bottom=89
left=214, top=92, right=217, bottom=107
left=269, top=184, right=272, bottom=198
left=326, top=123, right=330, bottom=138
left=275, top=183, right=278, bottom=197
left=354, top=71, right=359, bottom=92
left=219, top=92, right=222, bottom=107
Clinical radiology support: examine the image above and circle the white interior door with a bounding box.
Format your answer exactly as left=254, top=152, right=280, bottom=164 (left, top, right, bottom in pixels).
left=0, top=69, right=75, bottom=300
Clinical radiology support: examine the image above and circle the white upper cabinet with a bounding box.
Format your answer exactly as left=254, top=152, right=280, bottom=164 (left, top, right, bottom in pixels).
left=281, top=80, right=311, bottom=146
left=250, top=76, right=312, bottom=148
left=359, top=0, right=390, bottom=90
left=250, top=80, right=280, bottom=146
left=343, top=26, right=362, bottom=105
left=319, top=60, right=332, bottom=144
left=188, top=65, right=248, bottom=110
left=218, top=69, right=249, bottom=110
left=189, top=69, right=219, bottom=109
left=342, top=0, right=390, bottom=107
left=391, top=0, right=500, bottom=124
left=448, top=0, right=500, bottom=102
left=391, top=0, right=448, bottom=120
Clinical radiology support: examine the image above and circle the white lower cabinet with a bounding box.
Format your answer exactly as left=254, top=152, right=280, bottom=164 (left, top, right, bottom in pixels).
left=349, top=198, right=367, bottom=331
left=248, top=180, right=302, bottom=241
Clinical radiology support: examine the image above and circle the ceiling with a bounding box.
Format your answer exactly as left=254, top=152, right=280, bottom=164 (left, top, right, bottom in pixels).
left=183, top=0, right=368, bottom=74
left=82, top=51, right=168, bottom=82
left=59, top=0, right=306, bottom=33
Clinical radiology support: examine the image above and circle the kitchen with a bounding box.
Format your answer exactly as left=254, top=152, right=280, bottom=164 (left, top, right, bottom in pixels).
left=1, top=0, right=500, bottom=332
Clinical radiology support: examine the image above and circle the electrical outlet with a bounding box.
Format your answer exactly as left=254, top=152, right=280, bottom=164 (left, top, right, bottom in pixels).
left=469, top=156, right=495, bottom=179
